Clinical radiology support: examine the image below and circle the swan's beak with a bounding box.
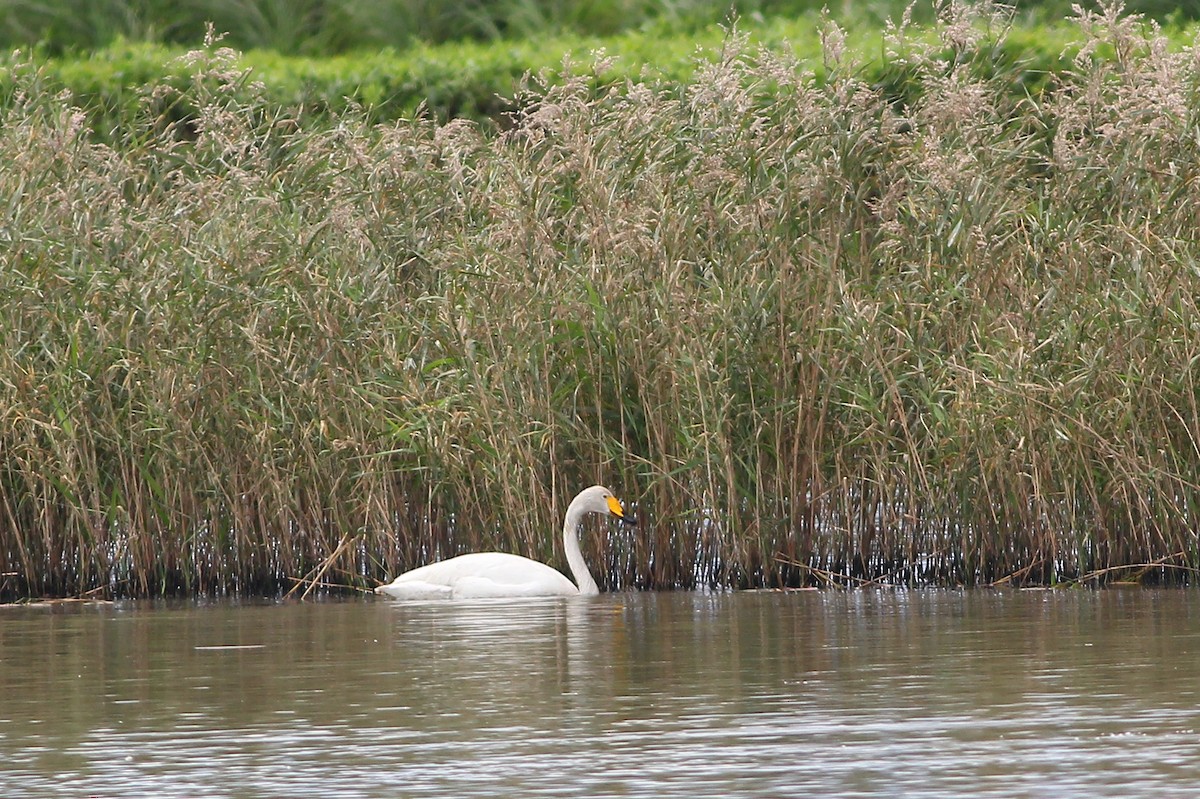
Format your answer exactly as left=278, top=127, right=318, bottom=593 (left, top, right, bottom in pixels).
left=608, top=495, right=637, bottom=526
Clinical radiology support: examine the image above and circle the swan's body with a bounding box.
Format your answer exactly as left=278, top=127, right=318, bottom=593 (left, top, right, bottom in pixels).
left=375, top=485, right=631, bottom=600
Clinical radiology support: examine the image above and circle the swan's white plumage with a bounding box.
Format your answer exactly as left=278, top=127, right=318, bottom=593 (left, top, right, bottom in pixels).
left=375, top=485, right=629, bottom=600
left=376, top=552, right=577, bottom=599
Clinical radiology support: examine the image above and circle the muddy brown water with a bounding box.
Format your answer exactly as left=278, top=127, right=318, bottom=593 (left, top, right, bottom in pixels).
left=2, top=589, right=1199, bottom=797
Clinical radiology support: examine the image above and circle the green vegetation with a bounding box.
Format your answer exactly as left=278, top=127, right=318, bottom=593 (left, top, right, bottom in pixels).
left=0, top=0, right=877, bottom=54
left=3, top=3, right=1200, bottom=597
left=0, top=15, right=1089, bottom=133
left=0, top=0, right=1196, bottom=55
left=2, top=23, right=797, bottom=132
left=0, top=0, right=1022, bottom=54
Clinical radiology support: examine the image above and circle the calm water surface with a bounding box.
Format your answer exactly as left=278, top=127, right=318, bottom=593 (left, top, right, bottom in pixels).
left=2, top=590, right=1199, bottom=797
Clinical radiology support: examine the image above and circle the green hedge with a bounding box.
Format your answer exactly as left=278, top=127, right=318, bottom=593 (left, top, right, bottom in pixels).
left=2, top=14, right=1096, bottom=133
left=0, top=0, right=1195, bottom=55
left=0, top=0, right=1073, bottom=54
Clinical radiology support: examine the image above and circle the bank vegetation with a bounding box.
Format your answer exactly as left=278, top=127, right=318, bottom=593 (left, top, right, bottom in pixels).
left=2, top=3, right=1198, bottom=596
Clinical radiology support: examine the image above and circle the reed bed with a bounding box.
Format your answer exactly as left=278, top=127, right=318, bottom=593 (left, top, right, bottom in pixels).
left=2, top=3, right=1199, bottom=597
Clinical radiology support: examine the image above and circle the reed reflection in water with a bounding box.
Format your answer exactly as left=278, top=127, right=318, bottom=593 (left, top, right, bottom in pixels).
left=1, top=590, right=1199, bottom=797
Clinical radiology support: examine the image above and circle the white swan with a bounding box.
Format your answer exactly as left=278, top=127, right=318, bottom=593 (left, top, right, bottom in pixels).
left=375, top=485, right=633, bottom=599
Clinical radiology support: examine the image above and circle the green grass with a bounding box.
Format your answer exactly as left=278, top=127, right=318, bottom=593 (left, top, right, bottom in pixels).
left=2, top=2, right=1200, bottom=597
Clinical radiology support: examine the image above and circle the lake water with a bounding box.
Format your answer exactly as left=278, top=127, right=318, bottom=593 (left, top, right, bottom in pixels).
left=2, top=589, right=1199, bottom=797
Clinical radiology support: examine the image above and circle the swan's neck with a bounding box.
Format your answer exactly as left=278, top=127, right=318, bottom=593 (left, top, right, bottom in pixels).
left=563, top=503, right=600, bottom=596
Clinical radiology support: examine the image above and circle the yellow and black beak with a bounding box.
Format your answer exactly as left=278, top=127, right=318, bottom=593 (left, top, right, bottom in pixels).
left=607, top=495, right=637, bottom=526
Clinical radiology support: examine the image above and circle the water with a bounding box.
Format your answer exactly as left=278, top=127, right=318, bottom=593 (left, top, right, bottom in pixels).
left=2, top=590, right=1199, bottom=798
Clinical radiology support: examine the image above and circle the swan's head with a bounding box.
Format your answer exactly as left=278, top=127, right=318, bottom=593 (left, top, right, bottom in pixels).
left=574, top=485, right=636, bottom=525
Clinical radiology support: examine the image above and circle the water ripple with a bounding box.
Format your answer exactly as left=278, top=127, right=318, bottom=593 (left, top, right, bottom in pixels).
left=2, top=591, right=1200, bottom=797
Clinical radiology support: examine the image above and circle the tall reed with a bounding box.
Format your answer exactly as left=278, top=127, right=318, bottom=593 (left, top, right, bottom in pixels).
left=2, top=2, right=1198, bottom=597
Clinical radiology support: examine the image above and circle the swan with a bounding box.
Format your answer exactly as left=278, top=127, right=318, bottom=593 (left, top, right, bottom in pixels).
left=374, top=485, right=633, bottom=599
